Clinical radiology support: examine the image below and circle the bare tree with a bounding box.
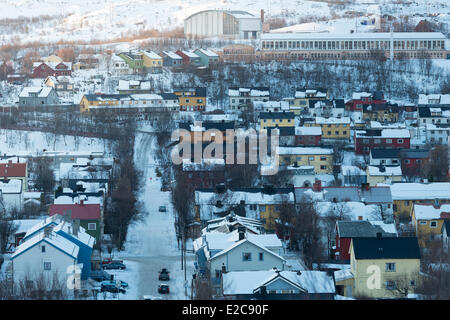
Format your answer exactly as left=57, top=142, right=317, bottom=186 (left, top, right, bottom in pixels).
left=421, top=145, right=448, bottom=182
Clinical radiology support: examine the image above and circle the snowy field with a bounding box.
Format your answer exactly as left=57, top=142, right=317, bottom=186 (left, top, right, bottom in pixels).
left=0, top=129, right=110, bottom=155
left=0, top=0, right=449, bottom=45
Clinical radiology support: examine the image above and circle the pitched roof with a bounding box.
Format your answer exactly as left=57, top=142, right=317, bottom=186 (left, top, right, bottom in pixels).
left=0, top=162, right=27, bottom=177
left=352, top=237, right=420, bottom=260
left=210, top=238, right=285, bottom=262
left=337, top=221, right=397, bottom=238
left=49, top=203, right=101, bottom=220
left=260, top=111, right=295, bottom=120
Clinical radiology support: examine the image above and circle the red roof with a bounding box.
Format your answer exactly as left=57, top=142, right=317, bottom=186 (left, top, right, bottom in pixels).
left=49, top=203, right=101, bottom=220
left=0, top=162, right=27, bottom=178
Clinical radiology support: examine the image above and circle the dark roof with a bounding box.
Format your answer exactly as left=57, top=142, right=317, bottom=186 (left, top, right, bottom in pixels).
left=352, top=237, right=420, bottom=260
left=259, top=111, right=295, bottom=120
left=179, top=121, right=235, bottom=131
left=337, top=221, right=397, bottom=238
left=265, top=126, right=295, bottom=136
left=160, top=92, right=178, bottom=100
left=398, top=148, right=430, bottom=159
left=334, top=99, right=345, bottom=109
left=418, top=106, right=450, bottom=117
left=370, top=148, right=401, bottom=159
left=362, top=103, right=399, bottom=113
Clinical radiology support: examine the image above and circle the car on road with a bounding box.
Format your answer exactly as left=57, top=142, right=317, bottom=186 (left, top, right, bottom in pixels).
left=101, top=282, right=126, bottom=294
left=158, top=284, right=170, bottom=294
left=158, top=268, right=170, bottom=281
left=102, top=261, right=126, bottom=270
left=158, top=206, right=167, bottom=212
left=143, top=295, right=163, bottom=300
left=101, top=258, right=123, bottom=265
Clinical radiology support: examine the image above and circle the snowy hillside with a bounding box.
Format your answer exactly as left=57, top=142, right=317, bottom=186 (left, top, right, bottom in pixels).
left=0, top=0, right=449, bottom=45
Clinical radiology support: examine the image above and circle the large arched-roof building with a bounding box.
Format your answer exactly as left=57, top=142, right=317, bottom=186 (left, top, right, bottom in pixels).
left=184, top=10, right=261, bottom=40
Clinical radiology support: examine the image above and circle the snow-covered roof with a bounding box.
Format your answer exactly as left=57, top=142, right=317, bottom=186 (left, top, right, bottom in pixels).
left=182, top=158, right=225, bottom=171
left=142, top=50, right=162, bottom=60
left=295, top=126, right=322, bottom=136
left=368, top=165, right=402, bottom=176
left=13, top=218, right=45, bottom=235
left=418, top=94, right=450, bottom=105
left=223, top=270, right=335, bottom=295
left=181, top=51, right=199, bottom=58
left=261, top=32, right=446, bottom=41
left=228, top=87, right=269, bottom=97
left=413, top=204, right=450, bottom=220
left=315, top=116, right=350, bottom=124
left=315, top=201, right=383, bottom=221
left=352, top=92, right=372, bottom=100
left=390, top=182, right=450, bottom=200
left=0, top=179, right=22, bottom=194
left=162, top=51, right=182, bottom=60
left=12, top=230, right=79, bottom=260
left=53, top=221, right=95, bottom=248
left=277, top=146, right=333, bottom=155
left=210, top=238, right=285, bottom=262
left=196, top=48, right=219, bottom=57
left=19, top=86, right=54, bottom=98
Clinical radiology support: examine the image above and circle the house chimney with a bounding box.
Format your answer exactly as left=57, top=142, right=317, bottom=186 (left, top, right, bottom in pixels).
left=361, top=182, right=370, bottom=191
left=80, top=199, right=84, bottom=205
left=73, top=220, right=80, bottom=237
left=376, top=232, right=382, bottom=239
left=44, top=226, right=53, bottom=238
left=358, top=216, right=363, bottom=221
left=221, top=263, right=227, bottom=274
left=313, top=180, right=322, bottom=192
left=433, top=199, right=440, bottom=209
left=238, top=226, right=246, bottom=241
left=379, top=164, right=386, bottom=173
left=260, top=9, right=264, bottom=23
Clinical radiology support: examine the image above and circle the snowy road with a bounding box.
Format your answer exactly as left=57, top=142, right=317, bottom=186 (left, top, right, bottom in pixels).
left=113, top=132, right=194, bottom=300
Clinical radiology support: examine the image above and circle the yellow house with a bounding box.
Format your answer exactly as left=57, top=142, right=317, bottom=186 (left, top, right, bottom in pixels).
left=350, top=237, right=421, bottom=299
left=366, top=165, right=403, bottom=185
left=174, top=87, right=206, bottom=112
left=411, top=203, right=450, bottom=247
left=362, top=104, right=399, bottom=122
left=390, top=182, right=450, bottom=220
left=259, top=111, right=295, bottom=130
left=42, top=55, right=63, bottom=64
left=304, top=117, right=351, bottom=140
left=79, top=94, right=132, bottom=113
left=141, top=51, right=163, bottom=73
left=277, top=146, right=333, bottom=174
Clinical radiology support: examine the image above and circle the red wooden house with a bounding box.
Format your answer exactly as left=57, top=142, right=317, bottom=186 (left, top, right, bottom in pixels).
left=355, top=128, right=411, bottom=155
left=345, top=91, right=386, bottom=112
left=32, top=61, right=72, bottom=78
left=295, top=126, right=322, bottom=146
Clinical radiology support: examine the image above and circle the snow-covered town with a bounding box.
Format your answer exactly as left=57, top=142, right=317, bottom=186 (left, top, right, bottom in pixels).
left=0, top=0, right=449, bottom=304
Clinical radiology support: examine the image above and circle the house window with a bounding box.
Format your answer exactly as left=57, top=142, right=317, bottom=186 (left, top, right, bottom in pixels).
left=320, top=165, right=327, bottom=170
left=259, top=253, right=264, bottom=261
left=385, top=281, right=396, bottom=290
left=42, top=245, right=46, bottom=253
left=44, top=262, right=51, bottom=271
left=386, top=139, right=392, bottom=144
left=386, top=263, right=396, bottom=272
left=308, top=156, right=314, bottom=161
left=397, top=139, right=404, bottom=144
left=320, top=156, right=327, bottom=161
left=88, top=223, right=96, bottom=231
left=243, top=252, right=252, bottom=261
left=430, top=221, right=438, bottom=228
left=420, top=221, right=427, bottom=225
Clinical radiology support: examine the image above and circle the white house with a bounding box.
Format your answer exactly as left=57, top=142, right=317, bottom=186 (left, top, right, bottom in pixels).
left=11, top=230, right=79, bottom=283
left=110, top=54, right=131, bottom=75
left=0, top=179, right=24, bottom=213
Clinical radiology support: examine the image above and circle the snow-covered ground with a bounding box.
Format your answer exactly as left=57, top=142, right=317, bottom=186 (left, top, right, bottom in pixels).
left=0, top=0, right=448, bottom=46
left=111, top=131, right=194, bottom=300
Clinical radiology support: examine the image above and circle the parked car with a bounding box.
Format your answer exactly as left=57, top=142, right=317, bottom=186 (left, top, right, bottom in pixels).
left=101, top=280, right=128, bottom=289
left=158, top=284, right=170, bottom=294
left=102, top=261, right=126, bottom=270
left=158, top=206, right=167, bottom=212
left=158, top=268, right=170, bottom=281
left=90, top=270, right=113, bottom=282
left=101, top=282, right=126, bottom=294
left=102, top=258, right=123, bottom=265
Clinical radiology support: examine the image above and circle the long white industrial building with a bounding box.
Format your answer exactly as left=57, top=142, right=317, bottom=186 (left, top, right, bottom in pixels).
left=184, top=10, right=262, bottom=40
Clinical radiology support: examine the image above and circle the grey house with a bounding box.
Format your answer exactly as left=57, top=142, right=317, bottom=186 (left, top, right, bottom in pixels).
left=19, top=86, right=60, bottom=107
left=161, top=51, right=183, bottom=67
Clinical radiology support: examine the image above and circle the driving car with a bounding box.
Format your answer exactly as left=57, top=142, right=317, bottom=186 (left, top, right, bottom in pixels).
left=101, top=280, right=128, bottom=289
left=158, top=284, right=170, bottom=294
left=158, top=206, right=167, bottom=212
left=158, top=268, right=170, bottom=281
left=102, top=261, right=126, bottom=270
